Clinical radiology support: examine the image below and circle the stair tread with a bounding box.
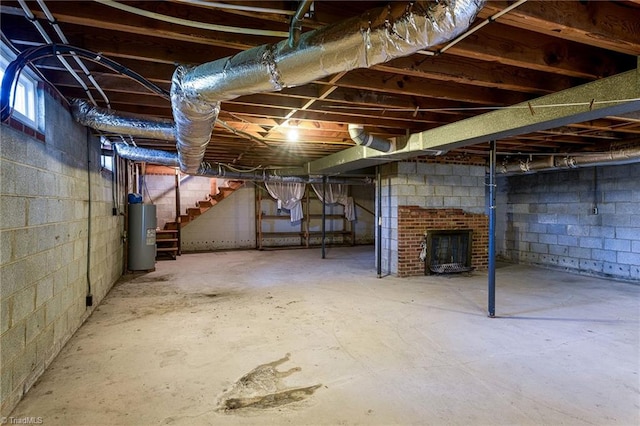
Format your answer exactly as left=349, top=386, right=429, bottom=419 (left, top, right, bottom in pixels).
left=157, top=247, right=179, bottom=252
left=157, top=238, right=179, bottom=242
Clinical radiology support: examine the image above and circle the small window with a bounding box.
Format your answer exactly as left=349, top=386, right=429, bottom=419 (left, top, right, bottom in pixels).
left=101, top=137, right=114, bottom=172
left=1, top=43, right=40, bottom=128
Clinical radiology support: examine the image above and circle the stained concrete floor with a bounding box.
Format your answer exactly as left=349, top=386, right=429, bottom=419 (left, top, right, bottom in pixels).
left=10, top=246, right=640, bottom=425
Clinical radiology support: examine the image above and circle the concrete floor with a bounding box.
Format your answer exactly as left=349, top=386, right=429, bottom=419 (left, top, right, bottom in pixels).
left=10, top=246, right=640, bottom=425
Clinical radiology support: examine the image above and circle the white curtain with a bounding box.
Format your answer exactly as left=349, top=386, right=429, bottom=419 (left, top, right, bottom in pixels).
left=311, top=183, right=356, bottom=221
left=264, top=182, right=306, bottom=222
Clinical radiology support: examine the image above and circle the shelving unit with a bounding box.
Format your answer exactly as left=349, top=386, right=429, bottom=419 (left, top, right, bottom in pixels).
left=255, top=185, right=354, bottom=250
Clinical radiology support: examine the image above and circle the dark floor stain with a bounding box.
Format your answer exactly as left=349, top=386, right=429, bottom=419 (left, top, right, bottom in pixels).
left=133, top=274, right=174, bottom=283
left=219, top=353, right=321, bottom=412
left=223, top=384, right=322, bottom=410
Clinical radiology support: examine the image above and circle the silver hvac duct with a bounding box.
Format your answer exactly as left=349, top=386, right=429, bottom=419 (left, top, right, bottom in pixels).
left=113, top=143, right=179, bottom=167
left=71, top=99, right=176, bottom=141
left=112, top=144, right=370, bottom=184
left=171, top=0, right=485, bottom=173
left=348, top=124, right=394, bottom=152
left=499, top=145, right=640, bottom=174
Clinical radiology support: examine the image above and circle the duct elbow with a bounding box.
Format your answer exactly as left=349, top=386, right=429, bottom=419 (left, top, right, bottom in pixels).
left=348, top=124, right=394, bottom=153
left=170, top=66, right=220, bottom=174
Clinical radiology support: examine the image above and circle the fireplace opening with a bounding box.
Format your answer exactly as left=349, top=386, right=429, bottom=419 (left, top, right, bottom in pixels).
left=423, top=229, right=473, bottom=275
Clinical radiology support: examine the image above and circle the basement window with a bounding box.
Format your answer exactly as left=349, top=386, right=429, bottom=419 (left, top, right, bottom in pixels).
left=1, top=42, right=41, bottom=130
left=101, top=137, right=114, bottom=172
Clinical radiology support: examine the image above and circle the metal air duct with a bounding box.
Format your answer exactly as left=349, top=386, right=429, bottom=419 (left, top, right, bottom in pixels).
left=113, top=143, right=179, bottom=167
left=348, top=124, right=394, bottom=152
left=71, top=99, right=175, bottom=141
left=112, top=144, right=369, bottom=184
left=171, top=0, right=485, bottom=173
left=499, top=145, right=640, bottom=174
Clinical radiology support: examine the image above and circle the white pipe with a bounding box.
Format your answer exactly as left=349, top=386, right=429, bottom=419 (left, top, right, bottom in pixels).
left=173, top=0, right=296, bottom=16
left=18, top=0, right=99, bottom=106
left=95, top=0, right=289, bottom=38
left=22, top=0, right=111, bottom=109
left=37, top=0, right=111, bottom=108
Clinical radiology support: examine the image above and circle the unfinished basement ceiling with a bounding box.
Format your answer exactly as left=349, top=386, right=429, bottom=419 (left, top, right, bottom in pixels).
left=2, top=1, right=640, bottom=169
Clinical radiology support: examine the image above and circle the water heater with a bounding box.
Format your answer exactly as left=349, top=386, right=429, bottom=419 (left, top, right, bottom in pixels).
left=128, top=204, right=157, bottom=270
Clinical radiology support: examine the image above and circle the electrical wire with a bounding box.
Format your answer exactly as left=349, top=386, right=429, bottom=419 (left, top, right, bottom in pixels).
left=1, top=43, right=170, bottom=122
left=324, top=98, right=640, bottom=113
left=0, top=32, right=68, bottom=104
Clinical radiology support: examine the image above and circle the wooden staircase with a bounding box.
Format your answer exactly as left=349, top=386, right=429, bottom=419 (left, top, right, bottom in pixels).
left=156, top=229, right=180, bottom=260
left=156, top=180, right=244, bottom=259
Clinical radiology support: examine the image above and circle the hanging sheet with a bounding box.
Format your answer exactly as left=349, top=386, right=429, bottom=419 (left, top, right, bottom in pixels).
left=264, top=182, right=306, bottom=222
left=311, top=183, right=356, bottom=221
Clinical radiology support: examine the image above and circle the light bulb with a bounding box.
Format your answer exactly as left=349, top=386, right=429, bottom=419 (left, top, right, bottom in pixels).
left=287, top=127, right=299, bottom=142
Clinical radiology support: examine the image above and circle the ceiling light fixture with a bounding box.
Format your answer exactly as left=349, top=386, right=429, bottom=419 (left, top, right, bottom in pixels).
left=287, top=127, right=299, bottom=142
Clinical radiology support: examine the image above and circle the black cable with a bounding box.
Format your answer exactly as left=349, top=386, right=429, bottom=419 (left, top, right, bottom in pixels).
left=1, top=43, right=170, bottom=122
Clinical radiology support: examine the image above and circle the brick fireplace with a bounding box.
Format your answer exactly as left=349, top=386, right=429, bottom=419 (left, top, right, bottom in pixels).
left=378, top=159, right=487, bottom=276
left=397, top=207, right=488, bottom=277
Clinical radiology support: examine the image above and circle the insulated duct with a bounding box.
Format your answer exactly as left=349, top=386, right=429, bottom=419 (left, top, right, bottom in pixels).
left=171, top=0, right=485, bottom=173
left=112, top=143, right=369, bottom=184
left=113, top=143, right=179, bottom=167
left=71, top=99, right=175, bottom=141
left=348, top=124, right=394, bottom=153
left=499, top=145, right=640, bottom=174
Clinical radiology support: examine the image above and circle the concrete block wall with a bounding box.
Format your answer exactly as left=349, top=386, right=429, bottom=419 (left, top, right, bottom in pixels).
left=181, top=183, right=374, bottom=250
left=352, top=184, right=375, bottom=244
left=181, top=186, right=256, bottom=251
left=497, top=163, right=640, bottom=281
left=1, top=90, right=124, bottom=416
left=380, top=159, right=486, bottom=275
left=144, top=174, right=212, bottom=229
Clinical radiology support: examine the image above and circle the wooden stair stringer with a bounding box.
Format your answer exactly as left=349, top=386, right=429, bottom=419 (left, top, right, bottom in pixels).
left=163, top=180, right=245, bottom=230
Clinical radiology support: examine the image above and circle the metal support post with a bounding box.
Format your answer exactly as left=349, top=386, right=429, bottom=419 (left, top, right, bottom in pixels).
left=488, top=140, right=497, bottom=317
left=322, top=175, right=326, bottom=259
left=376, top=166, right=382, bottom=278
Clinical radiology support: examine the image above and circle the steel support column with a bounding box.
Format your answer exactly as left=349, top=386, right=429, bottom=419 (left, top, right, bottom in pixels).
left=488, top=140, right=497, bottom=317
left=322, top=175, right=326, bottom=259
left=376, top=166, right=382, bottom=278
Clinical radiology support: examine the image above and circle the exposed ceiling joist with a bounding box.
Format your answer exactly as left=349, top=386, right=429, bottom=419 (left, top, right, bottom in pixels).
left=309, top=67, right=640, bottom=174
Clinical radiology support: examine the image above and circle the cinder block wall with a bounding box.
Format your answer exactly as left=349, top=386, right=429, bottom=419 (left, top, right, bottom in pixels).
left=497, top=163, right=640, bottom=281
left=144, top=174, right=212, bottom=229
left=0, top=90, right=124, bottom=416
left=181, top=186, right=256, bottom=251
left=352, top=184, right=375, bottom=244
left=380, top=159, right=486, bottom=275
